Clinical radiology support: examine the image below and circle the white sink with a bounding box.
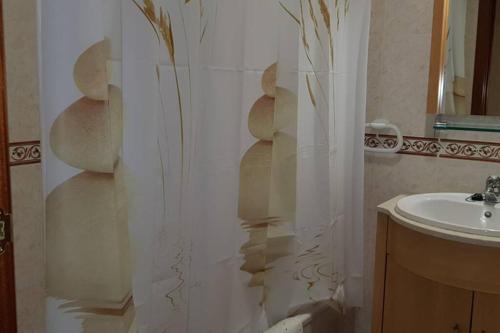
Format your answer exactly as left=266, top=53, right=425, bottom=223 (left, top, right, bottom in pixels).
left=396, top=193, right=500, bottom=237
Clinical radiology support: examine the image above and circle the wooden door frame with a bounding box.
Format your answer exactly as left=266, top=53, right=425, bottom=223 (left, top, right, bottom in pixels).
left=0, top=0, right=17, bottom=331
left=471, top=0, right=497, bottom=115
left=426, top=0, right=450, bottom=115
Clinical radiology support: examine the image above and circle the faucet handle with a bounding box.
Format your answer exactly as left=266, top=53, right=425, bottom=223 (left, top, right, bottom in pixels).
left=486, top=175, right=500, bottom=193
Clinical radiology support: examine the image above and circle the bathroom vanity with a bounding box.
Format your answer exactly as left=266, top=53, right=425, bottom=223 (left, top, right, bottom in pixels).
left=372, top=195, right=500, bottom=333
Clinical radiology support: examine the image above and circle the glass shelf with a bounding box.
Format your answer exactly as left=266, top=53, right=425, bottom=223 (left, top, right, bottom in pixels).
left=433, top=114, right=500, bottom=133
left=434, top=123, right=500, bottom=132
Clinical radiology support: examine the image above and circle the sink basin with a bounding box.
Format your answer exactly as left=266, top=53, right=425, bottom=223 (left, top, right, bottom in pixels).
left=396, top=193, right=500, bottom=236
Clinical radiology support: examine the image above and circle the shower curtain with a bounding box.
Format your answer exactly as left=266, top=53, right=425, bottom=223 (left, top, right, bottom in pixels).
left=40, top=0, right=370, bottom=332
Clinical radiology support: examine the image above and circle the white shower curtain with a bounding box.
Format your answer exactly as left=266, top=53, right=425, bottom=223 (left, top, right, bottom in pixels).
left=40, top=0, right=370, bottom=332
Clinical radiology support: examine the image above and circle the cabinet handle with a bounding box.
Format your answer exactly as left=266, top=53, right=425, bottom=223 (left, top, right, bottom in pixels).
left=452, top=324, right=460, bottom=333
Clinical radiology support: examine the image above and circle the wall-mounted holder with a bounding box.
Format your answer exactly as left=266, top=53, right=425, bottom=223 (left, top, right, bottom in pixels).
left=365, top=119, right=403, bottom=153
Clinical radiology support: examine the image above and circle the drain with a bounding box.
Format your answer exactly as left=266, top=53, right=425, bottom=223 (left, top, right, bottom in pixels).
left=485, top=211, right=493, bottom=218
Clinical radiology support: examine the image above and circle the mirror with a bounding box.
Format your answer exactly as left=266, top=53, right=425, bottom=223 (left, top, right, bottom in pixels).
left=428, top=0, right=500, bottom=130
left=445, top=0, right=500, bottom=116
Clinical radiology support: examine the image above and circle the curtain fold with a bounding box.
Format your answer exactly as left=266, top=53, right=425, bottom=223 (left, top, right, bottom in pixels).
left=40, top=0, right=370, bottom=332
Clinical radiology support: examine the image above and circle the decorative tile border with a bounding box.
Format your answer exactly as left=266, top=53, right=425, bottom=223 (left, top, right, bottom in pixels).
left=365, top=134, right=500, bottom=163
left=8, top=137, right=500, bottom=166
left=9, top=141, right=41, bottom=166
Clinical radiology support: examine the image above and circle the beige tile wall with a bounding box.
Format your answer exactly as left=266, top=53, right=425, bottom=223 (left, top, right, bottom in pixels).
left=4, top=0, right=45, bottom=332
left=360, top=0, right=500, bottom=332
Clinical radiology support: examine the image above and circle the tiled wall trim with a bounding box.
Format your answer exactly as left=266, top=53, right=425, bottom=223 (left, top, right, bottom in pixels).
left=9, top=136, right=500, bottom=166
left=9, top=141, right=41, bottom=166
left=10, top=137, right=500, bottom=166
left=365, top=134, right=500, bottom=163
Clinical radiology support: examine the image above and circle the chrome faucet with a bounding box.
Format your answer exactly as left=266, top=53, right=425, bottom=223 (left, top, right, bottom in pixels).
left=484, top=175, right=500, bottom=204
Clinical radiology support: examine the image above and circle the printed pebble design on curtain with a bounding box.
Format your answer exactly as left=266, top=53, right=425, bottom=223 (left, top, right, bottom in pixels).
left=238, top=62, right=298, bottom=299
left=41, top=0, right=371, bottom=332
left=46, top=39, right=135, bottom=331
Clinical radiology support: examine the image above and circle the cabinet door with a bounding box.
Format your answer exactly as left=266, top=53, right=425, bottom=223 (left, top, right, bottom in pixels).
left=471, top=292, right=500, bottom=333
left=383, top=257, right=473, bottom=333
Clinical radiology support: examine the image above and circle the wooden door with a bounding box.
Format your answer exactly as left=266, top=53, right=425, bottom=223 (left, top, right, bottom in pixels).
left=471, top=0, right=497, bottom=115
left=0, top=0, right=17, bottom=331
left=471, top=292, right=500, bottom=333
left=383, top=257, right=473, bottom=333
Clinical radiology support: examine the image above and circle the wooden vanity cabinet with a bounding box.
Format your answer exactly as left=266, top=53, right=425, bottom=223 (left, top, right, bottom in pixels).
left=383, top=257, right=473, bottom=333
left=372, top=213, right=500, bottom=333
left=471, top=292, right=500, bottom=333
